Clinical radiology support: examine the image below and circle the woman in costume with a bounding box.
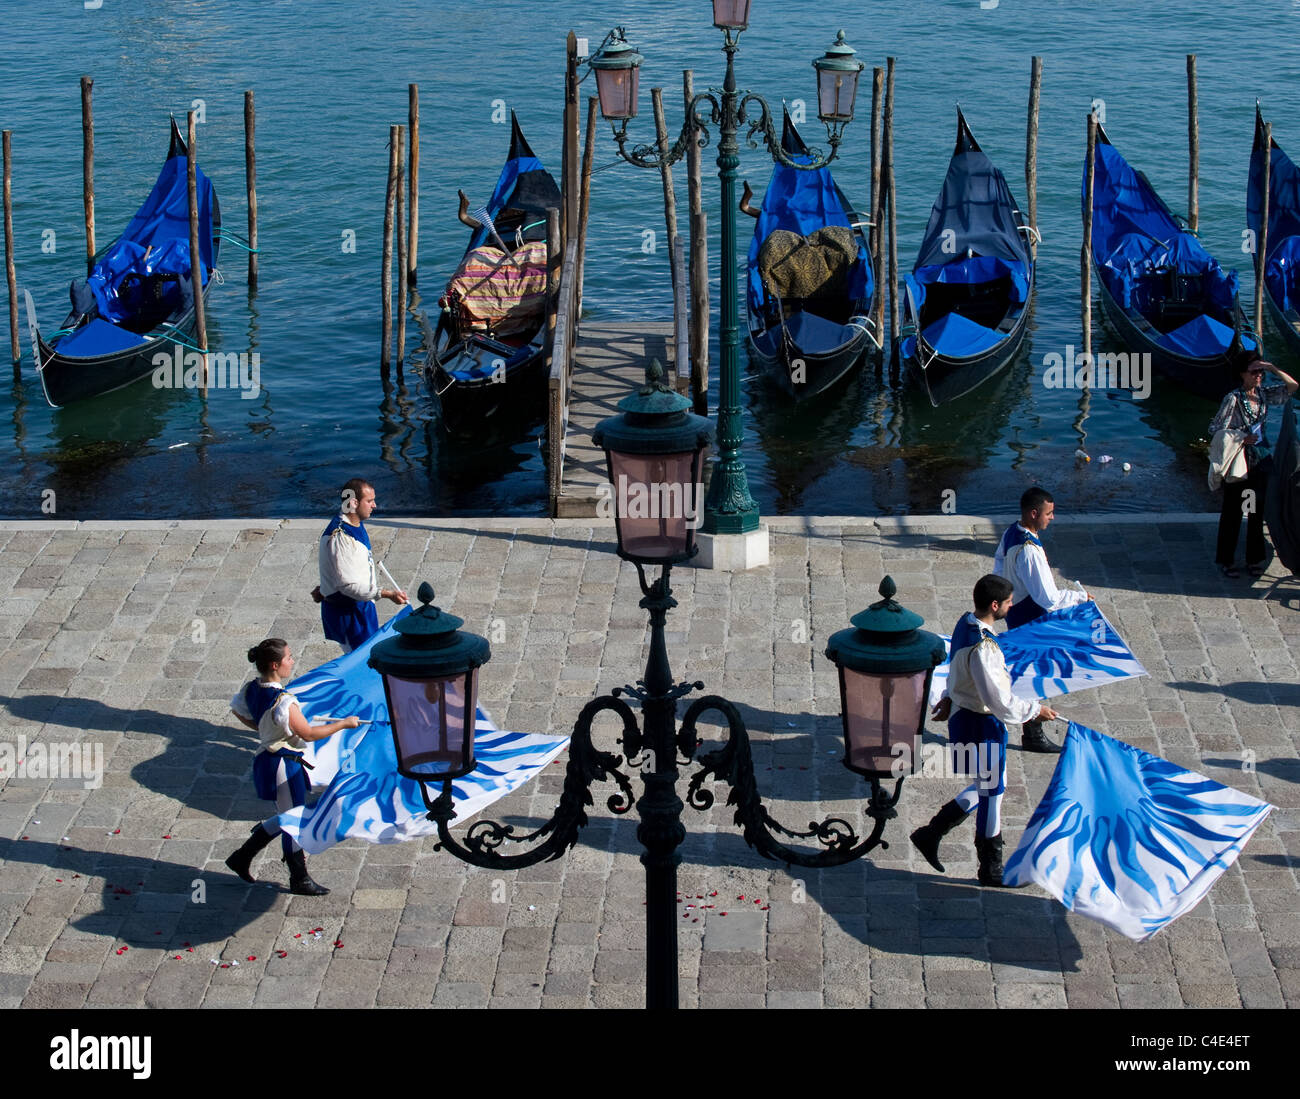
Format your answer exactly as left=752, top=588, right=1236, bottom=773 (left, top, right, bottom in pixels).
left=1210, top=350, right=1297, bottom=577
left=224, top=639, right=360, bottom=895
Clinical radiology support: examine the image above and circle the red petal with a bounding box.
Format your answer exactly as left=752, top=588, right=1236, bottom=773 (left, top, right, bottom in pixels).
left=247, top=956, right=256, bottom=962
left=55, top=879, right=62, bottom=883
left=761, top=905, right=770, bottom=911
left=294, top=933, right=302, bottom=938
left=720, top=912, right=728, bottom=916
left=333, top=941, right=344, bottom=949
left=113, top=829, right=120, bottom=834
left=277, top=951, right=288, bottom=959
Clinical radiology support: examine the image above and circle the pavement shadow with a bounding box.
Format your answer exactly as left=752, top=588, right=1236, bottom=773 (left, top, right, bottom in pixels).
left=1171, top=680, right=1297, bottom=706
left=492, top=808, right=1081, bottom=973
left=0, top=837, right=279, bottom=947
left=1201, top=756, right=1299, bottom=784
left=1, top=693, right=265, bottom=820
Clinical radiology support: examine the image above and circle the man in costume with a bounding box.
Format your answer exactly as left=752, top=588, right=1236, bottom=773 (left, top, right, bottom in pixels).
left=315, top=478, right=407, bottom=652
left=992, top=486, right=1090, bottom=753
left=913, top=574, right=1059, bottom=887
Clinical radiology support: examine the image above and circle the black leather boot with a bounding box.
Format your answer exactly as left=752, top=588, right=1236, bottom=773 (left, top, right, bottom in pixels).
left=976, top=833, right=1010, bottom=887
left=225, top=823, right=277, bottom=883
left=1021, top=719, right=1061, bottom=754
left=910, top=799, right=970, bottom=873
left=284, top=848, right=330, bottom=896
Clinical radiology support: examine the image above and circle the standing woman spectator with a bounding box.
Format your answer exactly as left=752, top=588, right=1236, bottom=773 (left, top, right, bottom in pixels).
left=224, top=639, right=360, bottom=895
left=1211, top=350, right=1298, bottom=577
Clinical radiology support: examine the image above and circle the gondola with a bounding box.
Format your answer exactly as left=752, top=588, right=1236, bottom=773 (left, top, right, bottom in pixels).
left=744, top=110, right=879, bottom=400
left=428, top=113, right=561, bottom=436
left=1248, top=106, right=1300, bottom=358
left=34, top=118, right=220, bottom=409
left=1086, top=121, right=1255, bottom=399
left=900, top=109, right=1035, bottom=407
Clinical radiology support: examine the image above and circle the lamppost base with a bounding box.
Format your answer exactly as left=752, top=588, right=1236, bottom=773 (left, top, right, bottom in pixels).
left=693, top=526, right=770, bottom=571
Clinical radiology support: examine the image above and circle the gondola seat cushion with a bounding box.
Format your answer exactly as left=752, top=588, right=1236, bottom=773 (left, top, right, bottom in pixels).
left=781, top=309, right=855, bottom=355
left=758, top=226, right=858, bottom=303
left=55, top=318, right=149, bottom=358
left=442, top=240, right=548, bottom=339
left=1155, top=312, right=1235, bottom=357
left=921, top=311, right=1005, bottom=359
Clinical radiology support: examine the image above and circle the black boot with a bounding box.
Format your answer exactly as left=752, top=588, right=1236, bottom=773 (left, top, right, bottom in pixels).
left=1021, top=719, right=1061, bottom=754
left=284, top=848, right=329, bottom=896
left=225, top=823, right=277, bottom=883
left=975, top=833, right=1014, bottom=887
left=910, top=800, right=970, bottom=873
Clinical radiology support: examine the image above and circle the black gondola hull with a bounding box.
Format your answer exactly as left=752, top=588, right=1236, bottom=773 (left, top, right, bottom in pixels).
left=35, top=119, right=221, bottom=409
left=428, top=317, right=548, bottom=436
left=1092, top=263, right=1244, bottom=400
left=905, top=298, right=1032, bottom=407
left=747, top=298, right=879, bottom=401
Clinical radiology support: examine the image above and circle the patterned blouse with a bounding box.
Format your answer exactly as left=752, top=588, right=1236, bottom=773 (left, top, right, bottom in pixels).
left=1209, top=382, right=1290, bottom=463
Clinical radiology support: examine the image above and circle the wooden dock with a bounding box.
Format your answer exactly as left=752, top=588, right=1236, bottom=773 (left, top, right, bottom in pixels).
left=553, top=320, right=686, bottom=518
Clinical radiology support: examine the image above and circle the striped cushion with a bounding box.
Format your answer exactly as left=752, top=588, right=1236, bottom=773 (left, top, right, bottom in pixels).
left=444, top=241, right=548, bottom=337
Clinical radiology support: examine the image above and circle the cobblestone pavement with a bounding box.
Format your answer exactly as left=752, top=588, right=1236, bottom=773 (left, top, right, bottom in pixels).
left=0, top=515, right=1296, bottom=1009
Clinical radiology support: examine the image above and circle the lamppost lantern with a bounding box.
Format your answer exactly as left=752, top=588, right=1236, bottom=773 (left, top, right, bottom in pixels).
left=367, top=582, right=491, bottom=787
left=589, top=26, right=644, bottom=121
left=712, top=0, right=752, bottom=30
left=593, top=359, right=715, bottom=566
left=812, top=30, right=865, bottom=124
left=825, top=576, right=946, bottom=781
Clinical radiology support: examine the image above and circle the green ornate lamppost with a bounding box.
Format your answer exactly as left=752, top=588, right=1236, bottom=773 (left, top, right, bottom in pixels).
left=587, top=3, right=865, bottom=557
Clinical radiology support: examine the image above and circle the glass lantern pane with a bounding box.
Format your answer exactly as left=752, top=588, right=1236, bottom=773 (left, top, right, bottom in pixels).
left=607, top=449, right=701, bottom=561
left=597, top=67, right=640, bottom=120
left=841, top=668, right=928, bottom=775
left=387, top=671, right=477, bottom=777
left=713, top=0, right=752, bottom=28
left=818, top=70, right=857, bottom=122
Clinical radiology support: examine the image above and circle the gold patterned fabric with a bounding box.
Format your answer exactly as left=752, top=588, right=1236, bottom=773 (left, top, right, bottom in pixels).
left=757, top=225, right=857, bottom=303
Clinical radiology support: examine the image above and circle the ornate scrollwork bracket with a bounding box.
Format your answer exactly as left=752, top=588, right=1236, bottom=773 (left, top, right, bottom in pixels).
left=609, top=91, right=721, bottom=170
left=680, top=696, right=903, bottom=868
left=424, top=695, right=640, bottom=870
left=736, top=92, right=841, bottom=170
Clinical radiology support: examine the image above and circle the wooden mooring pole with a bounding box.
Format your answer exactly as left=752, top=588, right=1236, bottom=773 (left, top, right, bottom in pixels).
left=564, top=32, right=580, bottom=247
left=546, top=206, right=561, bottom=373
left=1256, top=121, right=1271, bottom=345
left=576, top=95, right=598, bottom=320
left=652, top=88, right=680, bottom=304
left=3, top=130, right=18, bottom=367
left=1026, top=56, right=1042, bottom=261
left=244, top=90, right=259, bottom=292
left=869, top=66, right=884, bottom=356
left=884, top=57, right=898, bottom=367
left=1187, top=54, right=1199, bottom=235
left=396, top=125, right=408, bottom=367
left=1082, top=111, right=1097, bottom=361
left=81, top=76, right=95, bottom=270
left=381, top=125, right=398, bottom=370
left=186, top=110, right=208, bottom=394
left=408, top=83, right=420, bottom=286
left=684, top=71, right=708, bottom=415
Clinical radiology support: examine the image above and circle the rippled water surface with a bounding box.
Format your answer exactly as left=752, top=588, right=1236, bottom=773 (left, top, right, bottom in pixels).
left=1, top=0, right=1297, bottom=518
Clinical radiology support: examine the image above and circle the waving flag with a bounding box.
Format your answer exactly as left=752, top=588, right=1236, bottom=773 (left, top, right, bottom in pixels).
left=1004, top=723, right=1272, bottom=940
left=272, top=609, right=569, bottom=854
left=929, top=602, right=1147, bottom=706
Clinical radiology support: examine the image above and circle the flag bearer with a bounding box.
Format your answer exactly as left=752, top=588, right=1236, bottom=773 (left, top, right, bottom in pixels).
left=993, top=486, right=1090, bottom=753
left=912, top=575, right=1059, bottom=887
left=224, top=639, right=359, bottom=895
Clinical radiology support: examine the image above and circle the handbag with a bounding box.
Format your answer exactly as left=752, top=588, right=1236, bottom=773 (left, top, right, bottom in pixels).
left=1208, top=427, right=1249, bottom=491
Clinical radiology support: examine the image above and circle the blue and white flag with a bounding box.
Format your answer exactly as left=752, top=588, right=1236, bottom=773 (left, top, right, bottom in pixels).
left=1004, top=722, right=1273, bottom=941
left=273, top=610, right=569, bottom=854
left=929, top=602, right=1147, bottom=706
